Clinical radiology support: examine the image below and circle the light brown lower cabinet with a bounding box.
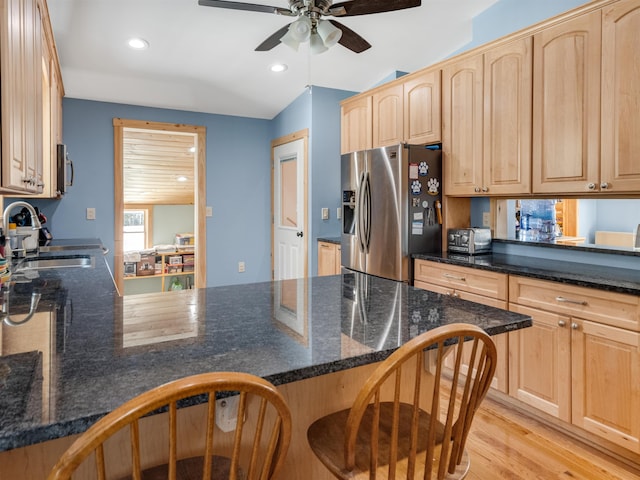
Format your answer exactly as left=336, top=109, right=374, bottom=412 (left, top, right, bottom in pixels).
left=317, top=241, right=341, bottom=276
left=509, top=275, right=640, bottom=454
left=413, top=259, right=509, bottom=393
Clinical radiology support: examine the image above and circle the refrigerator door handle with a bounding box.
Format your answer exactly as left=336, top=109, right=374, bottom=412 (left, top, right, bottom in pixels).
left=357, top=171, right=367, bottom=252
left=363, top=172, right=372, bottom=252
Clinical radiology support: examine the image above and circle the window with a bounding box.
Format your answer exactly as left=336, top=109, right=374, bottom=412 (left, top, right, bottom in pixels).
left=123, top=208, right=150, bottom=251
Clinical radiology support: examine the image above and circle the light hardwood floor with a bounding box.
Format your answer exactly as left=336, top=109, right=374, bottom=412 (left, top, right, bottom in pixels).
left=464, top=396, right=640, bottom=479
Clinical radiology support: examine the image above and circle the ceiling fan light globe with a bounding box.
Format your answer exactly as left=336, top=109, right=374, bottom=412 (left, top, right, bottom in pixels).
left=310, top=32, right=329, bottom=55
left=316, top=20, right=342, bottom=48
left=280, top=29, right=300, bottom=51
left=289, top=16, right=312, bottom=42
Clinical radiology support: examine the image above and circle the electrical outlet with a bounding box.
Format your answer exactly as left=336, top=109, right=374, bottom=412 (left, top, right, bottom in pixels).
left=336, top=208, right=341, bottom=220
left=321, top=207, right=329, bottom=220
left=238, top=261, right=245, bottom=273
left=206, top=206, right=213, bottom=217
left=482, top=212, right=490, bottom=227
left=215, top=396, right=239, bottom=433
left=86, top=208, right=96, bottom=220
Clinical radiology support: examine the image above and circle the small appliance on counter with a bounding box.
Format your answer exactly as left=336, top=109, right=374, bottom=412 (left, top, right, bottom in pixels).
left=447, top=228, right=492, bottom=255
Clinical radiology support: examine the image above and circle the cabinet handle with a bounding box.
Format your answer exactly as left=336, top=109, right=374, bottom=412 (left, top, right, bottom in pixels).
left=571, top=322, right=579, bottom=330
left=587, top=183, right=596, bottom=190
left=555, top=296, right=587, bottom=306
left=558, top=320, right=566, bottom=327
left=443, top=273, right=466, bottom=281
left=600, top=182, right=609, bottom=190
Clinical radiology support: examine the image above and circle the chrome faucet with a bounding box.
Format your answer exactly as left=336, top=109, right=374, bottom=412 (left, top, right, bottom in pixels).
left=1, top=283, right=41, bottom=326
left=2, top=201, right=42, bottom=258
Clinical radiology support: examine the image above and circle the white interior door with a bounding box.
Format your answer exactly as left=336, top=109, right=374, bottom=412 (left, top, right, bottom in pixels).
left=273, top=137, right=306, bottom=280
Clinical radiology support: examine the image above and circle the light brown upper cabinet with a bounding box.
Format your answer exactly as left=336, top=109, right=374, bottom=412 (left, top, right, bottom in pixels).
left=532, top=11, right=602, bottom=194
left=403, top=69, right=441, bottom=145
left=443, top=37, right=532, bottom=197
left=483, top=37, right=532, bottom=195
left=442, top=54, right=484, bottom=196
left=1, top=0, right=44, bottom=193
left=340, top=95, right=372, bottom=154
left=341, top=69, right=442, bottom=154
left=372, top=82, right=403, bottom=148
left=600, top=0, right=640, bottom=193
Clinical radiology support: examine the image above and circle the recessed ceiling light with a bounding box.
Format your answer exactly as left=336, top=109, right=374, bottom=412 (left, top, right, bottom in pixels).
left=177, top=176, right=188, bottom=182
left=270, top=63, right=288, bottom=73
left=128, top=38, right=149, bottom=50
left=189, top=146, right=196, bottom=153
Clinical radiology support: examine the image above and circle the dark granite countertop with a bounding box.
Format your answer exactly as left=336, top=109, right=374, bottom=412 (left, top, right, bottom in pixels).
left=413, top=252, right=640, bottom=296
left=0, top=241, right=531, bottom=452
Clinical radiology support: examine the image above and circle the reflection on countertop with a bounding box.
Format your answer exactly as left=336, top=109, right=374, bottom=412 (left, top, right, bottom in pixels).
left=0, top=242, right=531, bottom=452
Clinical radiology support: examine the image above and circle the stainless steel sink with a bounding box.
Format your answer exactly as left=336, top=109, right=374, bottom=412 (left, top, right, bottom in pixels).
left=17, top=255, right=94, bottom=271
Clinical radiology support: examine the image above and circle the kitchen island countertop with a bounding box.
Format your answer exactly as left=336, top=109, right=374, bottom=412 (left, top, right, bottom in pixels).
left=0, top=241, right=531, bottom=453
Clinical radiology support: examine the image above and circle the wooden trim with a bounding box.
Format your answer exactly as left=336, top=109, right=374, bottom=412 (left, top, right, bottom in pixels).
left=270, top=129, right=309, bottom=280
left=113, top=118, right=206, bottom=294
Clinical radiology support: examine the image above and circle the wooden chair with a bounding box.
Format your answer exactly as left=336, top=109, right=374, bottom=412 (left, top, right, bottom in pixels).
left=48, top=372, right=292, bottom=480
left=307, top=323, right=497, bottom=480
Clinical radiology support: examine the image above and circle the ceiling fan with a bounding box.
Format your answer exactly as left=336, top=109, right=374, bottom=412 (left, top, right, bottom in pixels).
left=198, top=0, right=422, bottom=54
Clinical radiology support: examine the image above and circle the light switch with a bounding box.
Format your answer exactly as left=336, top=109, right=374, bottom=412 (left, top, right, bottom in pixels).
left=321, top=207, right=329, bottom=220
left=86, top=208, right=96, bottom=220
left=206, top=206, right=213, bottom=217
left=337, top=208, right=341, bottom=220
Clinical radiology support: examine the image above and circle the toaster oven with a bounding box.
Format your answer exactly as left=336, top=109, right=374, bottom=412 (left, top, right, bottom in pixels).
left=447, top=228, right=492, bottom=255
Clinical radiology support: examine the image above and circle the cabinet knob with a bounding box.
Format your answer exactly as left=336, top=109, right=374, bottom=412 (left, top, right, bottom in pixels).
left=558, top=320, right=566, bottom=327
left=587, top=183, right=596, bottom=190
left=474, top=187, right=481, bottom=193
left=481, top=186, right=489, bottom=193
left=600, top=182, right=609, bottom=190
left=571, top=322, right=579, bottom=330
left=452, top=292, right=460, bottom=298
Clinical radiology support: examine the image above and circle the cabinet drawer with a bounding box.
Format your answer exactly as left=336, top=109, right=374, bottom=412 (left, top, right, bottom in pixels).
left=509, top=276, right=640, bottom=331
left=414, top=260, right=508, bottom=301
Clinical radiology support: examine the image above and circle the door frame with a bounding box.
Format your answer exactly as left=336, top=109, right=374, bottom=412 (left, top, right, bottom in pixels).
left=113, top=118, right=207, bottom=295
left=271, top=129, right=309, bottom=279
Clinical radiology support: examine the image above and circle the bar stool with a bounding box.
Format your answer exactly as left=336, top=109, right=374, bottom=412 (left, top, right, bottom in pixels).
left=48, top=372, right=292, bottom=480
left=307, top=323, right=497, bottom=480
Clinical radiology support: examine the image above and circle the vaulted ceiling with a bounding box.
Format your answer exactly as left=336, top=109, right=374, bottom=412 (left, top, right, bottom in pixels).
left=47, top=0, right=498, bottom=120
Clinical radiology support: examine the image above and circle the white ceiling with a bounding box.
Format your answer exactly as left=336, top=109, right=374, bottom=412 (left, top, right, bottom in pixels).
left=48, top=0, right=498, bottom=120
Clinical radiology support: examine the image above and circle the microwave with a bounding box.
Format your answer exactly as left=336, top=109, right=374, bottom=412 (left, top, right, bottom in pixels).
left=56, top=144, right=74, bottom=195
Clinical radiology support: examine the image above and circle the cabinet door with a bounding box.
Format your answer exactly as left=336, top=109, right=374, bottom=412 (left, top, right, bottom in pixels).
left=442, top=54, right=484, bottom=195
left=509, top=304, right=571, bottom=422
left=483, top=37, right=532, bottom=195
left=24, top=0, right=43, bottom=193
left=403, top=69, right=441, bottom=145
left=372, top=83, right=403, bottom=148
left=317, top=242, right=336, bottom=277
left=571, top=319, right=640, bottom=453
left=601, top=0, right=640, bottom=193
left=532, top=11, right=601, bottom=194
left=1, top=0, right=28, bottom=190
left=341, top=95, right=372, bottom=154
left=334, top=245, right=341, bottom=275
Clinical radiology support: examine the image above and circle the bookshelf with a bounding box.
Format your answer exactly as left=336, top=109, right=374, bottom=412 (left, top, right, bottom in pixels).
left=123, top=250, right=195, bottom=294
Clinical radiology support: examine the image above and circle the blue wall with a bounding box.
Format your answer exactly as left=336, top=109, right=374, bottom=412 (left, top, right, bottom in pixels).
left=271, top=86, right=355, bottom=276
left=30, top=99, right=273, bottom=287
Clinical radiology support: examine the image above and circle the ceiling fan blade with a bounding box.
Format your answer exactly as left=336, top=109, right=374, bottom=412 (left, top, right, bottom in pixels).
left=330, top=0, right=421, bottom=17
left=255, top=24, right=291, bottom=51
left=329, top=21, right=371, bottom=53
left=198, top=0, right=293, bottom=16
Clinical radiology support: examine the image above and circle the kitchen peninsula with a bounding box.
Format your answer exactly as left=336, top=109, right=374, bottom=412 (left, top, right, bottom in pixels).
left=0, top=240, right=531, bottom=478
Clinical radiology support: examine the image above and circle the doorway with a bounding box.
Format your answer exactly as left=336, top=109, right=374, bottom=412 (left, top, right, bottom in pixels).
left=113, top=119, right=206, bottom=295
left=271, top=129, right=308, bottom=280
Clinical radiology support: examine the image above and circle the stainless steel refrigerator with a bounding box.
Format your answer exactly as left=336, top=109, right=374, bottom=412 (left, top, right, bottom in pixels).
left=341, top=144, right=442, bottom=282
